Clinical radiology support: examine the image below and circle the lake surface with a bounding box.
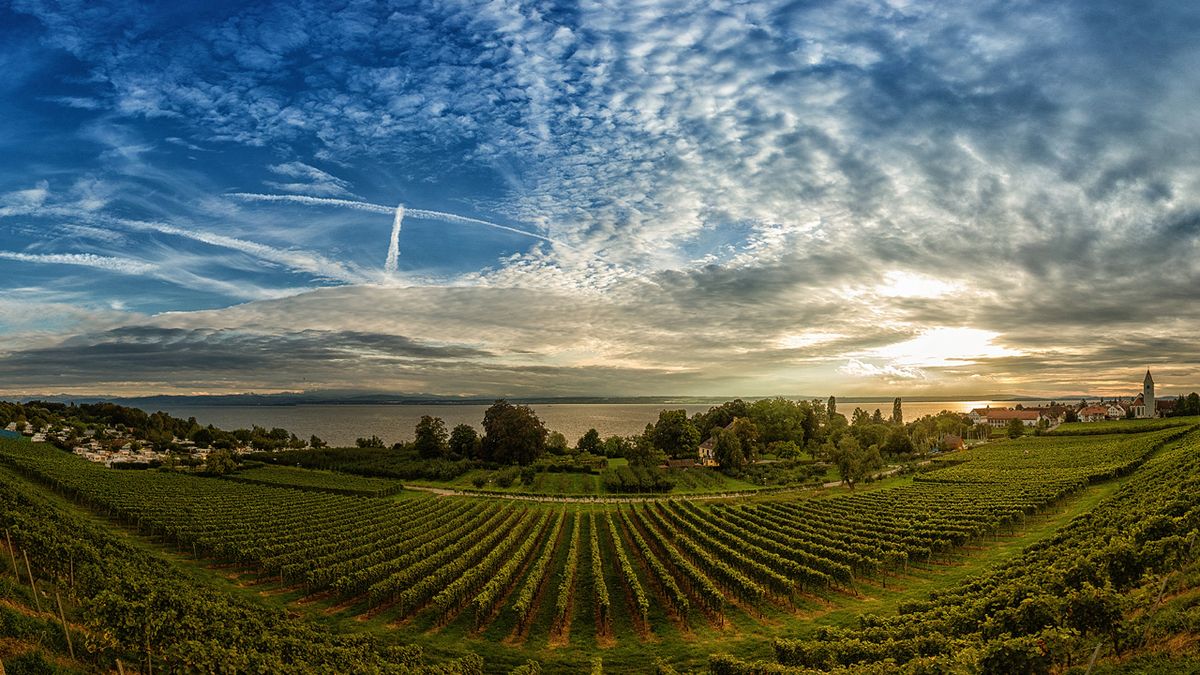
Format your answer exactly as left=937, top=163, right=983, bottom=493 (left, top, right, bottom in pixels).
left=155, top=400, right=1051, bottom=447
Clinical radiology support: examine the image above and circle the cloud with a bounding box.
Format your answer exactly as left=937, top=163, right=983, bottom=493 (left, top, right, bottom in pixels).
left=264, top=161, right=353, bottom=197
left=0, top=181, right=50, bottom=216
left=839, top=359, right=927, bottom=382
left=3, top=0, right=1200, bottom=397
left=110, top=217, right=369, bottom=285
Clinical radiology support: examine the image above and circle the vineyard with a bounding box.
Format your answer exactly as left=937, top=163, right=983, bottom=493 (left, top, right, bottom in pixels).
left=1, top=426, right=1197, bottom=672
left=224, top=464, right=403, bottom=496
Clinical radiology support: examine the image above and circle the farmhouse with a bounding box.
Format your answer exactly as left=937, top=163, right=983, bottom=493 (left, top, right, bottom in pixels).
left=971, top=407, right=1039, bottom=428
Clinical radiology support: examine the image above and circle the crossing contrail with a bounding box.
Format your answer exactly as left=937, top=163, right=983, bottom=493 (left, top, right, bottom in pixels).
left=385, top=204, right=404, bottom=275
left=227, top=193, right=564, bottom=247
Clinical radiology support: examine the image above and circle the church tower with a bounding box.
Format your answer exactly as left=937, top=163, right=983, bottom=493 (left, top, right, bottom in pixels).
left=1143, top=370, right=1155, bottom=418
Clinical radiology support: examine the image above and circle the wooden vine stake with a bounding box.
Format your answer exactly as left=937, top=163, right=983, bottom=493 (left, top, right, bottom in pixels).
left=55, top=592, right=75, bottom=660
left=22, top=550, right=41, bottom=612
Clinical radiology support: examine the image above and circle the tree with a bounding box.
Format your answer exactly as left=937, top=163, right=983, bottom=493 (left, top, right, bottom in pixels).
left=829, top=435, right=882, bottom=489
left=546, top=431, right=570, bottom=455
left=413, top=416, right=449, bottom=459
left=711, top=427, right=746, bottom=472
left=577, top=428, right=603, bottom=455
left=881, top=426, right=914, bottom=456
left=204, top=449, right=237, bottom=475
left=827, top=395, right=837, bottom=418
left=747, top=397, right=806, bottom=448
left=728, top=417, right=760, bottom=463
left=480, top=400, right=548, bottom=465
left=767, top=440, right=802, bottom=459
left=851, top=407, right=870, bottom=426
left=192, top=427, right=215, bottom=447
left=601, top=435, right=632, bottom=458
left=308, top=434, right=327, bottom=449
left=625, top=434, right=664, bottom=467
left=693, top=399, right=750, bottom=438
left=892, top=397, right=903, bottom=425
left=448, top=424, right=480, bottom=459
left=649, top=409, right=700, bottom=459
left=1006, top=418, right=1025, bottom=439
left=356, top=435, right=385, bottom=448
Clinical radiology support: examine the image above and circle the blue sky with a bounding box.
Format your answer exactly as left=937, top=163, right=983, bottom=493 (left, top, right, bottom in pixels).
left=1, top=0, right=1198, bottom=398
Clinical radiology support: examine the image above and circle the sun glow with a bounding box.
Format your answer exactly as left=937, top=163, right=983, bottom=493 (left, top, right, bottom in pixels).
left=860, top=327, right=1022, bottom=368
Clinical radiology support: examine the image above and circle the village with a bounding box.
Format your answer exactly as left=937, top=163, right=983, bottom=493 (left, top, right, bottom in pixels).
left=0, top=420, right=242, bottom=468
left=968, top=370, right=1178, bottom=429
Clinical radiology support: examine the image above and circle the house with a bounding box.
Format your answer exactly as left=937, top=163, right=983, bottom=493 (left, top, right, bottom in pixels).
left=940, top=434, right=965, bottom=451
left=697, top=436, right=717, bottom=466
left=1105, top=402, right=1128, bottom=419
left=1078, top=405, right=1110, bottom=423
left=1156, top=398, right=1178, bottom=416
left=968, top=408, right=992, bottom=425
left=982, top=409, right=1039, bottom=428
left=697, top=421, right=736, bottom=467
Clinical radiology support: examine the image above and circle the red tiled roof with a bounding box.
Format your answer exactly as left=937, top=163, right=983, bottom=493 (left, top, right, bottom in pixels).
left=984, top=409, right=1039, bottom=420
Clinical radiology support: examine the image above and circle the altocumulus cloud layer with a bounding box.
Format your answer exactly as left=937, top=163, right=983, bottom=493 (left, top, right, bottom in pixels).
left=0, top=0, right=1198, bottom=397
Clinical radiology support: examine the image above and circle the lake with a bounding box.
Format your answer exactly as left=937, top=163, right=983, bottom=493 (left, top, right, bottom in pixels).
left=154, top=399, right=1052, bottom=447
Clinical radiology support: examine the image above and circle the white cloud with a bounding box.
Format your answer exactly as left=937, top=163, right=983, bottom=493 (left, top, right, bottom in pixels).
left=839, top=358, right=927, bottom=381
left=0, top=181, right=50, bottom=216
left=265, top=161, right=353, bottom=197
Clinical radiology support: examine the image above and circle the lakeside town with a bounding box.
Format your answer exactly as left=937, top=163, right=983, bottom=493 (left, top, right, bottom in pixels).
left=4, top=370, right=1198, bottom=470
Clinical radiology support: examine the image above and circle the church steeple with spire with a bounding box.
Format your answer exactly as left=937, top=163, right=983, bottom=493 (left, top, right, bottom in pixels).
left=1142, top=369, right=1155, bottom=419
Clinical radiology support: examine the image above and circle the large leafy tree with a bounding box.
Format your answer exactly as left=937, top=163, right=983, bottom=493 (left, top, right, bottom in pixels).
left=649, top=409, right=701, bottom=459
left=712, top=427, right=746, bottom=472
left=728, top=416, right=761, bottom=463
left=577, top=428, right=603, bottom=455
left=448, top=423, right=480, bottom=459
left=692, top=399, right=749, bottom=438
left=830, top=435, right=882, bottom=489
left=413, top=415, right=449, bottom=459
left=480, top=400, right=548, bottom=465
left=747, top=397, right=806, bottom=448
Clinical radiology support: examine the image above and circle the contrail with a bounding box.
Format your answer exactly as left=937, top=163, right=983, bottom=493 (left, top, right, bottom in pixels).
left=385, top=204, right=404, bottom=275
left=0, top=251, right=156, bottom=274
left=111, top=217, right=365, bottom=284
left=227, top=192, right=563, bottom=247
left=228, top=193, right=393, bottom=215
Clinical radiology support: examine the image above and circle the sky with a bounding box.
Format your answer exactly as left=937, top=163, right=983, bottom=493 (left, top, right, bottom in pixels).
left=1, top=0, right=1198, bottom=399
